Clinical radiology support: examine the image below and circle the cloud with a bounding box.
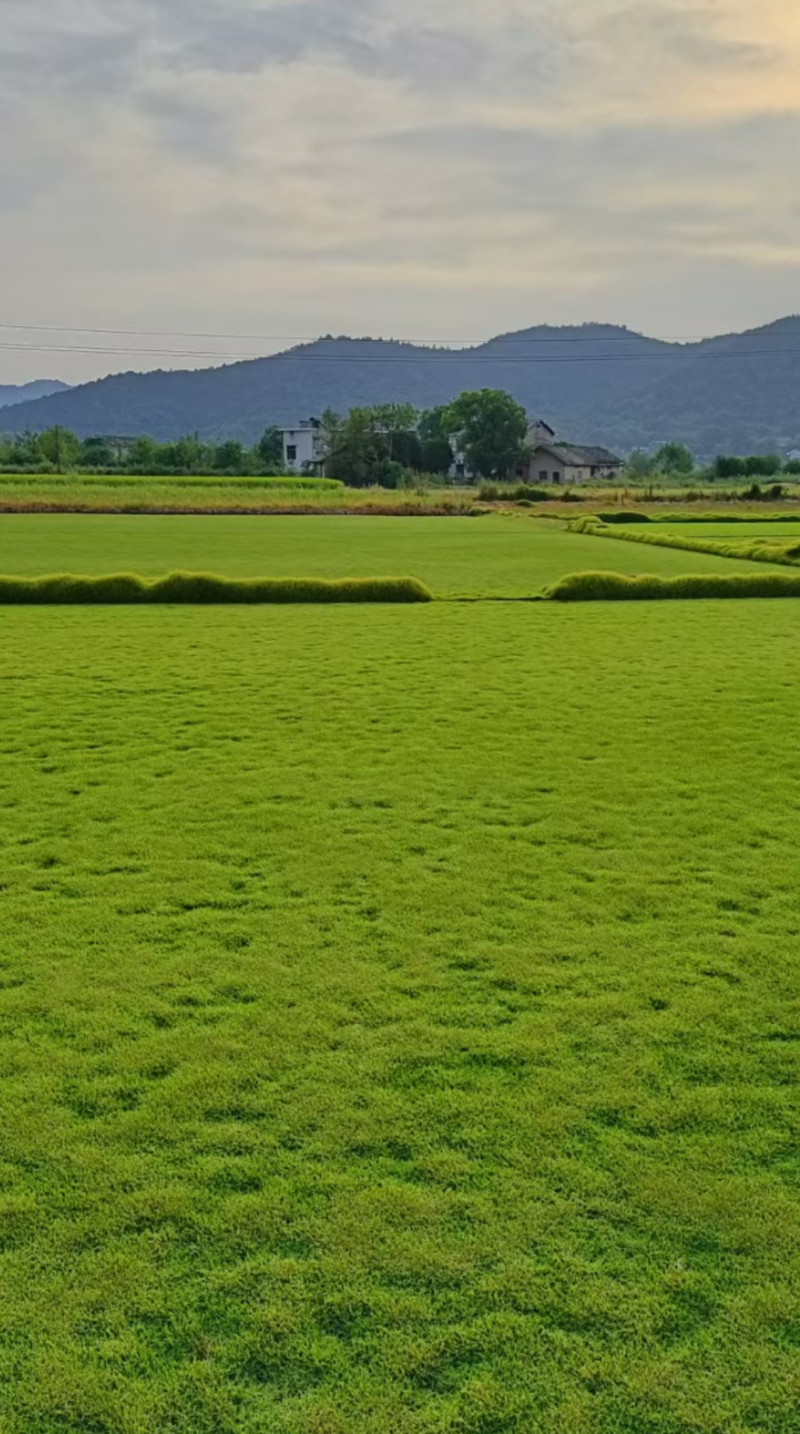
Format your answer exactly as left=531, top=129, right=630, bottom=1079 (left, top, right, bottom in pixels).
left=583, top=3, right=775, bottom=71
left=2, top=0, right=800, bottom=386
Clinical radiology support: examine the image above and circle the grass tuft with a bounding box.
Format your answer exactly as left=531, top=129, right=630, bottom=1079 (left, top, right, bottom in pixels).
left=0, top=572, right=434, bottom=604
left=545, top=569, right=800, bottom=600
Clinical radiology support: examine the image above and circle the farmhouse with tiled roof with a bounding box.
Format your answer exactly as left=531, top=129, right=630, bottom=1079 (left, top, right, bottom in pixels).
left=516, top=420, right=623, bottom=484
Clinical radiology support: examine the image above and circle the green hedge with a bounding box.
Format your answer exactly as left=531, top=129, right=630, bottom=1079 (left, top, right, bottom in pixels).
left=546, top=570, right=800, bottom=602
left=0, top=573, right=433, bottom=604
left=593, top=511, right=653, bottom=524
left=568, top=518, right=800, bottom=569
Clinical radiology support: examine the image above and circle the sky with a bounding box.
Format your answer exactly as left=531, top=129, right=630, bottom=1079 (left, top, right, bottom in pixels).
left=2, top=0, right=800, bottom=384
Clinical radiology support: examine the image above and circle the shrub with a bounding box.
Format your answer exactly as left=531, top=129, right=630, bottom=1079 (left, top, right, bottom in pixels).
left=0, top=573, right=434, bottom=605
left=593, top=511, right=652, bottom=524
left=477, top=485, right=552, bottom=503
left=545, top=570, right=800, bottom=602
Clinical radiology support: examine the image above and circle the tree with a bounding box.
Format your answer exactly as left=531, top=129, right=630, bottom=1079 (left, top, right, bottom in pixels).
left=215, top=439, right=247, bottom=474
left=418, top=406, right=450, bottom=444
left=744, top=453, right=782, bottom=477
left=129, top=436, right=159, bottom=472
left=418, top=407, right=454, bottom=475
left=323, top=408, right=385, bottom=487
left=38, top=426, right=79, bottom=473
left=442, top=390, right=528, bottom=480
left=257, top=426, right=283, bottom=468
left=653, top=442, right=694, bottom=475
left=625, top=449, right=655, bottom=479
left=80, top=436, right=115, bottom=468
left=319, top=406, right=420, bottom=486
left=371, top=404, right=419, bottom=461
left=421, top=437, right=454, bottom=476
left=714, top=455, right=746, bottom=479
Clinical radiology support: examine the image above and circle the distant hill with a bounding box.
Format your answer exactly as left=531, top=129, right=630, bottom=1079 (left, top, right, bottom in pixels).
left=8, top=319, right=800, bottom=456
left=0, top=379, right=71, bottom=411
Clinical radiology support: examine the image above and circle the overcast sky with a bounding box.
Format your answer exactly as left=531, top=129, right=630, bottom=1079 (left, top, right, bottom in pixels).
left=2, top=0, right=800, bottom=384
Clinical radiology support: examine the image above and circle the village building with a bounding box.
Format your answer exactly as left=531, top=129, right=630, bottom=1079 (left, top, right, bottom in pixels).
left=280, top=417, right=325, bottom=474
left=448, top=419, right=623, bottom=484
left=514, top=421, right=623, bottom=485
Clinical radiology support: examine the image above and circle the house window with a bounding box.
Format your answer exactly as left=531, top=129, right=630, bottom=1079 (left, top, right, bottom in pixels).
left=539, top=470, right=548, bottom=482
left=287, top=445, right=297, bottom=461
left=553, top=472, right=561, bottom=483
left=516, top=468, right=524, bottom=478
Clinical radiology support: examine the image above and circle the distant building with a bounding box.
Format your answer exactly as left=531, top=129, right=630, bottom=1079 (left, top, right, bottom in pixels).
left=448, top=418, right=623, bottom=484
left=280, top=418, right=324, bottom=474
left=515, top=420, right=623, bottom=485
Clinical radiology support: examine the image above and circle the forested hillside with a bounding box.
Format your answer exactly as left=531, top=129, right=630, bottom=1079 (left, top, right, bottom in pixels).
left=7, top=319, right=800, bottom=456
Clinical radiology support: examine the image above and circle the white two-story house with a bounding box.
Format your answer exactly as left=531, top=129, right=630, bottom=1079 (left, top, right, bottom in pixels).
left=280, top=418, right=325, bottom=474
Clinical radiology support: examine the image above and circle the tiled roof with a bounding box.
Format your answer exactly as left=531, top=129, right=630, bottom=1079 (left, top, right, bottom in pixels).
left=531, top=442, right=622, bottom=466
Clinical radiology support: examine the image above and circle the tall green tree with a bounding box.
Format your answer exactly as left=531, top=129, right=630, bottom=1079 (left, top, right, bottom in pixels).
left=80, top=436, right=115, bottom=468
left=320, top=406, right=420, bottom=486
left=371, top=404, right=419, bottom=461
left=744, top=454, right=782, bottom=477
left=129, top=436, right=159, bottom=472
left=418, top=407, right=455, bottom=475
left=442, top=390, right=528, bottom=480
left=714, top=455, right=746, bottom=479
left=39, top=427, right=80, bottom=472
left=625, top=449, right=655, bottom=479
left=257, top=426, right=284, bottom=468
left=653, top=442, right=693, bottom=475
left=215, top=439, right=248, bottom=474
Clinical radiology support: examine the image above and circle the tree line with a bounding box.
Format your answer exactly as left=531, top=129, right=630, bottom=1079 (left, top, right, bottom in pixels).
left=623, top=445, right=800, bottom=481
left=0, top=427, right=287, bottom=477
left=0, top=390, right=531, bottom=485
left=4, top=389, right=800, bottom=485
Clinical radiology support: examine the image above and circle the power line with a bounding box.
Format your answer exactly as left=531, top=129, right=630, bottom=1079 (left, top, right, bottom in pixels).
left=1, top=339, right=799, bottom=365
left=0, top=321, right=720, bottom=347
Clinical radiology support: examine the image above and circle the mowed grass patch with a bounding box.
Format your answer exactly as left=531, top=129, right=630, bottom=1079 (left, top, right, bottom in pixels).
left=2, top=602, right=800, bottom=1432
left=0, top=513, right=775, bottom=598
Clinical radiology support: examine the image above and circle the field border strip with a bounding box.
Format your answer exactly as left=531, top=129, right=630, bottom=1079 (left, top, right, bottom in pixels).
left=567, top=516, right=800, bottom=569
left=0, top=573, right=434, bottom=604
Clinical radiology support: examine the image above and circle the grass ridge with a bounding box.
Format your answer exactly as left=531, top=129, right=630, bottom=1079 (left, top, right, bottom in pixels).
left=546, top=569, right=800, bottom=600
left=569, top=515, right=800, bottom=568
left=0, top=572, right=433, bottom=604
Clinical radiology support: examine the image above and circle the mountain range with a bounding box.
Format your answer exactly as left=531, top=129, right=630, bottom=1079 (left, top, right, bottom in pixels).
left=5, top=318, right=800, bottom=457
left=0, top=379, right=70, bottom=410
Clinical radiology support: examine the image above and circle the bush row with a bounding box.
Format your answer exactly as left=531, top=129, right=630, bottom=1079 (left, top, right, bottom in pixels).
left=545, top=570, right=800, bottom=601
left=0, top=573, right=433, bottom=605
left=568, top=518, right=800, bottom=568
left=585, top=507, right=800, bottom=525
left=478, top=484, right=585, bottom=504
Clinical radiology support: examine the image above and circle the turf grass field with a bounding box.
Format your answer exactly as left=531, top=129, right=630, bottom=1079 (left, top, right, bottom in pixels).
left=1, top=600, right=800, bottom=1432
left=0, top=513, right=776, bottom=597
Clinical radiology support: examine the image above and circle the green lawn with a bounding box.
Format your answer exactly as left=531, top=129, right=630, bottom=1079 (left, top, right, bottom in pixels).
left=1, top=601, right=800, bottom=1433
left=0, top=514, right=776, bottom=597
